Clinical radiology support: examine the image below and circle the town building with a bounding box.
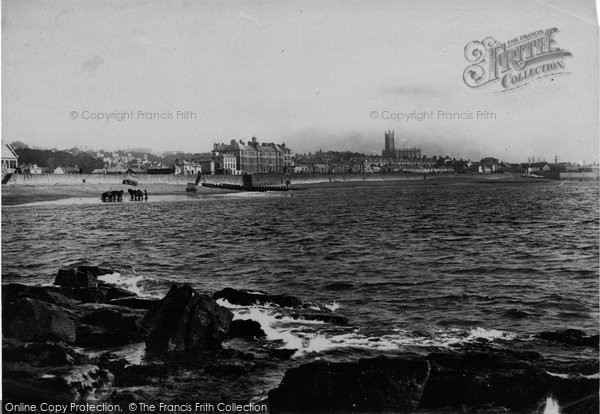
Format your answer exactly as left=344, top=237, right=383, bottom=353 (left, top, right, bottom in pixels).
left=199, top=159, right=216, bottom=175
left=212, top=136, right=293, bottom=174
left=380, top=130, right=436, bottom=171
left=174, top=159, right=201, bottom=175
left=22, top=164, right=43, bottom=174
left=54, top=166, right=80, bottom=174
left=382, top=130, right=421, bottom=159
left=1, top=142, right=19, bottom=174
left=214, top=153, right=237, bottom=174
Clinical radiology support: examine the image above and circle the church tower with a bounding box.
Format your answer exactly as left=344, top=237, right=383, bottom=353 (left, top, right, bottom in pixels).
left=384, top=130, right=395, bottom=157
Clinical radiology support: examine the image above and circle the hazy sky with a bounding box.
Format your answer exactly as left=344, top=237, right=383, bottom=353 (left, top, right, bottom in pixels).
left=2, top=0, right=598, bottom=162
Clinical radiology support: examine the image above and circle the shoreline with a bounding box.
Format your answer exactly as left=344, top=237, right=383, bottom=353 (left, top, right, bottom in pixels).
left=2, top=266, right=598, bottom=410
left=0, top=173, right=561, bottom=206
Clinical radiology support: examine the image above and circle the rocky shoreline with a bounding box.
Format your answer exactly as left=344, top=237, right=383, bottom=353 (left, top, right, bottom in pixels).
left=3, top=265, right=598, bottom=413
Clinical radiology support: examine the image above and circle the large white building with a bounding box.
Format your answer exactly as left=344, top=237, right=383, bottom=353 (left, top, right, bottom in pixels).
left=1, top=142, right=19, bottom=174
left=212, top=136, right=294, bottom=174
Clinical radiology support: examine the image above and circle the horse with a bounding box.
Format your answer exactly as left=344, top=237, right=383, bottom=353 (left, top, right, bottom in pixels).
left=128, top=188, right=143, bottom=200
left=101, top=190, right=123, bottom=202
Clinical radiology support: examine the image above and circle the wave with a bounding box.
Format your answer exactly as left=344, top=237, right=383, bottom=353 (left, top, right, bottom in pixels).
left=98, top=272, right=148, bottom=298
left=221, top=300, right=517, bottom=357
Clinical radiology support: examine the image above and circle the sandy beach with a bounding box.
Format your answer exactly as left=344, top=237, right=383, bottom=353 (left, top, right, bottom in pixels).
left=0, top=183, right=230, bottom=206
left=1, top=173, right=554, bottom=206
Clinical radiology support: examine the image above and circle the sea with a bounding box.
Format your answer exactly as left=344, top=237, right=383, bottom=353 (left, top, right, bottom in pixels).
left=2, top=180, right=599, bottom=403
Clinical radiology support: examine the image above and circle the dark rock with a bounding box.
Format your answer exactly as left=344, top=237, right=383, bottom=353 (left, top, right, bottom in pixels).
left=95, top=355, right=170, bottom=387
left=77, top=265, right=113, bottom=278
left=538, top=329, right=599, bottom=349
left=102, top=285, right=139, bottom=301
left=108, top=297, right=160, bottom=310
left=549, top=376, right=599, bottom=414
left=76, top=324, right=126, bottom=348
left=418, top=351, right=550, bottom=412
left=142, top=284, right=233, bottom=353
left=270, top=348, right=297, bottom=360
left=47, top=285, right=137, bottom=304
left=289, top=311, right=349, bottom=325
left=2, top=362, right=113, bottom=402
left=49, top=286, right=105, bottom=303
left=228, top=319, right=266, bottom=340
left=213, top=287, right=302, bottom=308
left=3, top=298, right=76, bottom=343
left=2, top=283, right=74, bottom=307
left=542, top=358, right=599, bottom=377
left=81, top=307, right=143, bottom=333
left=75, top=307, right=144, bottom=348
left=268, top=357, right=430, bottom=412
left=54, top=266, right=113, bottom=289
left=3, top=338, right=88, bottom=367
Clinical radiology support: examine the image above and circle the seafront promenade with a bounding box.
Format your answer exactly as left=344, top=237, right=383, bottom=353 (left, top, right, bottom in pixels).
left=0, top=172, right=430, bottom=205
left=0, top=171, right=553, bottom=206
left=4, top=171, right=441, bottom=187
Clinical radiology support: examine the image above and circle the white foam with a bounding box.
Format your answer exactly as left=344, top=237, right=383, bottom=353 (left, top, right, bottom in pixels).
left=464, top=327, right=516, bottom=342
left=547, top=371, right=600, bottom=380
left=543, top=397, right=560, bottom=414
left=324, top=301, right=341, bottom=312
left=233, top=300, right=518, bottom=356
left=98, top=272, right=146, bottom=297
left=232, top=306, right=306, bottom=349
left=223, top=299, right=518, bottom=357
left=216, top=298, right=247, bottom=309
left=286, top=327, right=517, bottom=356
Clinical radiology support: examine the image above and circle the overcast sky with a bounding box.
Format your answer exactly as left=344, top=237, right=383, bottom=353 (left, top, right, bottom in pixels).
left=2, top=0, right=598, bottom=162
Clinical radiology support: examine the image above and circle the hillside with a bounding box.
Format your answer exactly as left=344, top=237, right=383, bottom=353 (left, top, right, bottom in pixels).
left=15, top=148, right=104, bottom=173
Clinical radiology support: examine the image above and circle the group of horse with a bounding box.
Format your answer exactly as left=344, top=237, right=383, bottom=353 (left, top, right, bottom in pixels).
left=128, top=188, right=148, bottom=201
left=101, top=190, right=123, bottom=202
left=100, top=189, right=148, bottom=202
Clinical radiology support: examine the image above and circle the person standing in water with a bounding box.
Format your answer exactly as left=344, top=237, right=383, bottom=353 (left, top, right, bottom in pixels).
left=144, top=190, right=148, bottom=201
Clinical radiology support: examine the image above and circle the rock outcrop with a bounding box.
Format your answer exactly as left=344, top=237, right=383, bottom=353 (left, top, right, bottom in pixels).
left=288, top=310, right=349, bottom=325
left=2, top=338, right=113, bottom=402
left=418, top=350, right=550, bottom=412
left=228, top=319, right=266, bottom=340
left=213, top=287, right=302, bottom=308
left=54, top=266, right=112, bottom=288
left=143, top=284, right=233, bottom=353
left=268, top=357, right=430, bottom=413
left=3, top=298, right=76, bottom=343
left=269, top=349, right=599, bottom=413
left=76, top=306, right=145, bottom=348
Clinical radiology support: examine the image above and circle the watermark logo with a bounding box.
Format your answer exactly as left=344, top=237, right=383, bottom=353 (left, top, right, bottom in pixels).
left=369, top=110, right=497, bottom=122
left=463, top=28, right=572, bottom=92
left=69, top=110, right=198, bottom=121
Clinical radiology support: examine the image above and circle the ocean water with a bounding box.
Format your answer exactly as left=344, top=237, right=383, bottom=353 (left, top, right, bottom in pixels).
left=2, top=180, right=599, bottom=401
